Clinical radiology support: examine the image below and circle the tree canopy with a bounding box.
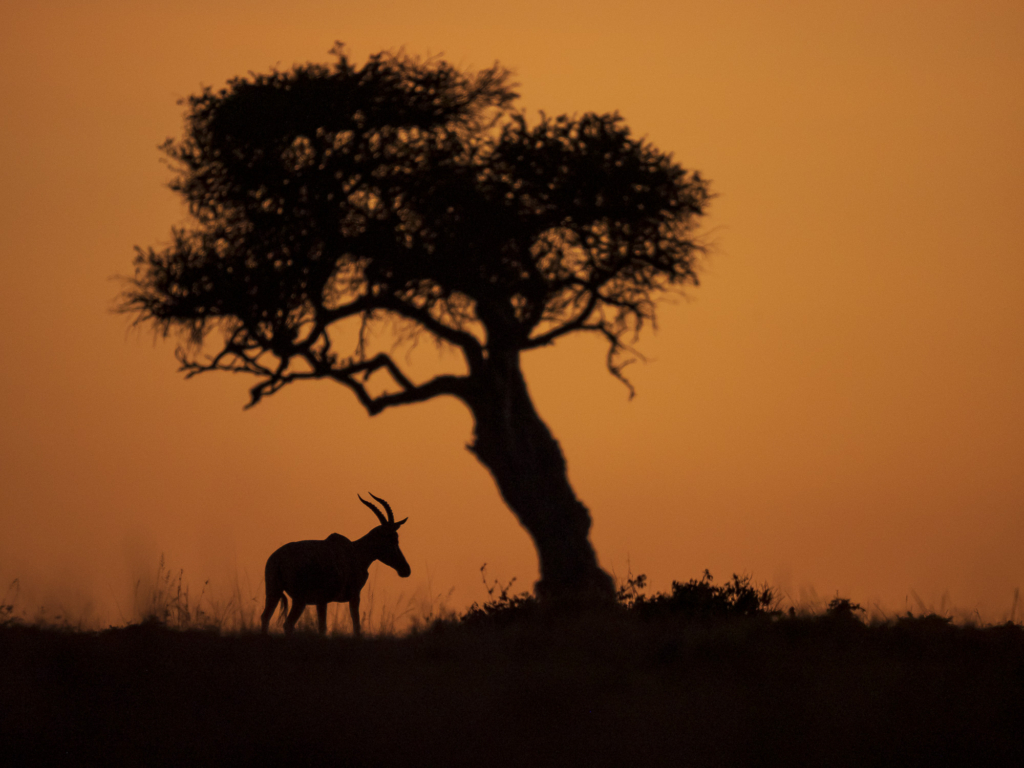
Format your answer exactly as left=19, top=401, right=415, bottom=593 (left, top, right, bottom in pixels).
left=123, top=44, right=711, bottom=409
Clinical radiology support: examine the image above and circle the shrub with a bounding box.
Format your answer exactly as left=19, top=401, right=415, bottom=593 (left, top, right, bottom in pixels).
left=456, top=568, right=779, bottom=628
left=624, top=570, right=777, bottom=621
left=825, top=596, right=865, bottom=621
left=457, top=566, right=539, bottom=628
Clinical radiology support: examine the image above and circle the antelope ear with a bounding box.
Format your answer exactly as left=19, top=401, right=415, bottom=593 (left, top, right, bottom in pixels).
left=393, top=517, right=409, bottom=528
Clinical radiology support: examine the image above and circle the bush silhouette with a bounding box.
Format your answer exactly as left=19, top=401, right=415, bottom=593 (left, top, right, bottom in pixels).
left=456, top=568, right=777, bottom=627
left=627, top=570, right=777, bottom=621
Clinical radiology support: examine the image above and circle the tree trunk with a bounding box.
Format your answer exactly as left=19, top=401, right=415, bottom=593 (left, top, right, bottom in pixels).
left=463, top=349, right=615, bottom=601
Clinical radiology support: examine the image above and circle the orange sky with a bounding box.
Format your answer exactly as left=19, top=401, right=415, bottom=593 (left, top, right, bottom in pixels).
left=1, top=1, right=1022, bottom=628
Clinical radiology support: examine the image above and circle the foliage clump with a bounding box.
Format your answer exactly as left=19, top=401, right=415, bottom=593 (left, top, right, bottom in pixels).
left=625, top=569, right=778, bottom=621
left=458, top=567, right=539, bottom=628
left=456, top=568, right=778, bottom=628
left=824, top=596, right=865, bottom=621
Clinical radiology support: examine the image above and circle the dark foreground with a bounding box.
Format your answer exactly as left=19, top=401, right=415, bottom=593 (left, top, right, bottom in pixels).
left=2, top=611, right=1022, bottom=767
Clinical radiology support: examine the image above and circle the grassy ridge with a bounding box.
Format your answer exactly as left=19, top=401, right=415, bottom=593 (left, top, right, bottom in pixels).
left=2, top=578, right=1023, bottom=767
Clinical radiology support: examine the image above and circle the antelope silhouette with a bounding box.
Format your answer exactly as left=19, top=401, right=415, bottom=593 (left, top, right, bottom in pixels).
left=261, top=493, right=410, bottom=636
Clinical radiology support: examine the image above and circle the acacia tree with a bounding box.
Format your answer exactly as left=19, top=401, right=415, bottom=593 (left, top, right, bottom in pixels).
left=121, top=45, right=710, bottom=599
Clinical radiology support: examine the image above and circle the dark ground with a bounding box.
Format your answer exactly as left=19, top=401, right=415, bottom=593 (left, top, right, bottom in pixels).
left=2, top=609, right=1022, bottom=767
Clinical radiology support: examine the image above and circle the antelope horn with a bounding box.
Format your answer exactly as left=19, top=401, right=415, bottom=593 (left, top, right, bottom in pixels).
left=369, top=493, right=395, bottom=524
left=358, top=494, right=388, bottom=526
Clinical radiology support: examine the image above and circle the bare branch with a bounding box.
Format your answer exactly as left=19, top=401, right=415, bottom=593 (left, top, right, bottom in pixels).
left=523, top=289, right=600, bottom=349
left=318, top=295, right=375, bottom=326
left=178, top=334, right=470, bottom=412
left=574, top=322, right=645, bottom=399
left=375, top=294, right=484, bottom=363
left=321, top=353, right=469, bottom=415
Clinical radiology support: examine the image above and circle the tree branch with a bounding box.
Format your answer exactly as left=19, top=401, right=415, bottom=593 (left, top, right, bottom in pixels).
left=375, top=294, right=484, bottom=364
left=576, top=322, right=645, bottom=399
left=523, top=289, right=600, bottom=349
left=323, top=352, right=470, bottom=415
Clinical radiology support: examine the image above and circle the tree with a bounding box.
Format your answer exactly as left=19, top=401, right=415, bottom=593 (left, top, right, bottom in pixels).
left=120, top=45, right=711, bottom=600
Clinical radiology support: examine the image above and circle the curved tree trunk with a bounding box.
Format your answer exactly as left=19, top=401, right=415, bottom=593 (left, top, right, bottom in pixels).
left=463, top=349, right=615, bottom=600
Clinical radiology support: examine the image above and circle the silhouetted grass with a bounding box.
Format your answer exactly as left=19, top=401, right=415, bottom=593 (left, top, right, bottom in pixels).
left=2, top=570, right=1022, bottom=766
left=0, top=579, right=18, bottom=627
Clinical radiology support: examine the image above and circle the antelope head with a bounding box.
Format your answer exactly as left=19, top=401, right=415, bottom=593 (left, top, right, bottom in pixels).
left=358, top=493, right=411, bottom=578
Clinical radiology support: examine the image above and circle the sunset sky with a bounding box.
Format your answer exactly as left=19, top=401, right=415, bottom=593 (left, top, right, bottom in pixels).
left=1, top=1, right=1022, bottom=628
